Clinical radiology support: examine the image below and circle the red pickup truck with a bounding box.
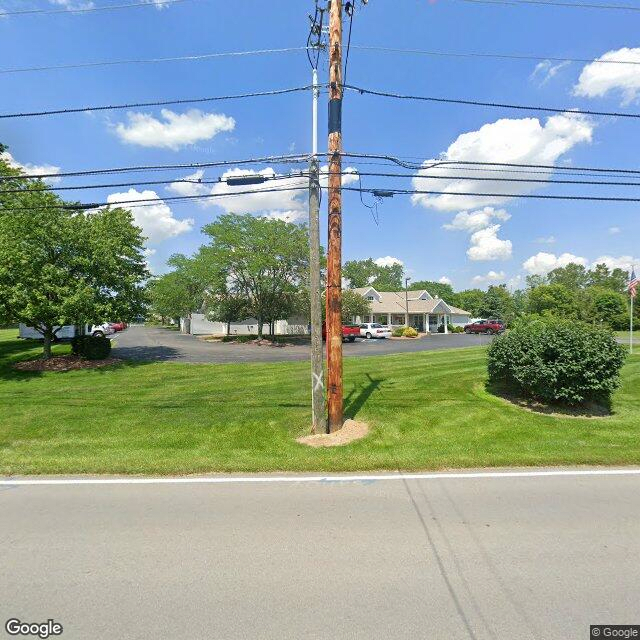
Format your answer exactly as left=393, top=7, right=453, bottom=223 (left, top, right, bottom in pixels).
left=464, top=319, right=505, bottom=335
left=322, top=322, right=360, bottom=343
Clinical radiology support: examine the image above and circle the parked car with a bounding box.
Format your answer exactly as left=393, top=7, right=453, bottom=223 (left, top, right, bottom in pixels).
left=109, top=321, right=127, bottom=332
left=90, top=323, right=116, bottom=338
left=19, top=323, right=115, bottom=340
left=463, top=319, right=505, bottom=335
left=360, top=323, right=392, bottom=339
left=322, top=322, right=360, bottom=343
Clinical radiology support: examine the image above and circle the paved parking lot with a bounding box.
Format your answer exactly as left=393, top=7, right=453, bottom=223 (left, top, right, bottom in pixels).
left=112, top=325, right=494, bottom=364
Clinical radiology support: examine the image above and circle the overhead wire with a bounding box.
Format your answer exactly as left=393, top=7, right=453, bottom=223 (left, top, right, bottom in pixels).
left=0, top=0, right=201, bottom=16
left=0, top=154, right=312, bottom=182
left=456, top=0, right=640, bottom=11
left=0, top=47, right=318, bottom=76
left=351, top=45, right=640, bottom=67
left=0, top=86, right=314, bottom=119
left=344, top=85, right=640, bottom=119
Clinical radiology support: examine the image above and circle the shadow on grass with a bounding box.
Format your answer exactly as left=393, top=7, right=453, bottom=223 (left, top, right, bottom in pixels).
left=344, top=373, right=386, bottom=419
left=485, top=380, right=613, bottom=418
left=0, top=339, right=180, bottom=383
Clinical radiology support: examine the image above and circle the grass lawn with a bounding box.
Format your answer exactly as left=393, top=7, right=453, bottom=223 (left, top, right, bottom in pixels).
left=1, top=328, right=639, bottom=475
left=616, top=330, right=640, bottom=341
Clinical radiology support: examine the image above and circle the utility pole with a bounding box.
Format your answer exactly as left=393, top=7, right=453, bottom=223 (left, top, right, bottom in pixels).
left=405, top=276, right=411, bottom=327
left=326, top=0, right=344, bottom=432
left=309, top=67, right=326, bottom=434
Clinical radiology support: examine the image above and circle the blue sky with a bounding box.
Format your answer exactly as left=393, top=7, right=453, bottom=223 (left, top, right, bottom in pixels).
left=1, top=0, right=639, bottom=290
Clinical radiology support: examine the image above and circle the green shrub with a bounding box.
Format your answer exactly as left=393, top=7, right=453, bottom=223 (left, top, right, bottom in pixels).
left=451, top=325, right=464, bottom=333
left=487, top=316, right=626, bottom=405
left=437, top=324, right=445, bottom=333
left=222, top=335, right=255, bottom=343
left=403, top=327, right=419, bottom=338
left=72, top=335, right=112, bottom=360
left=392, top=327, right=406, bottom=337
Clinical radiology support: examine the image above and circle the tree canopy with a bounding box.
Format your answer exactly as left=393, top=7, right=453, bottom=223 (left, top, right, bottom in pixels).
left=199, top=213, right=310, bottom=338
left=343, top=258, right=404, bottom=290
left=0, top=155, right=148, bottom=357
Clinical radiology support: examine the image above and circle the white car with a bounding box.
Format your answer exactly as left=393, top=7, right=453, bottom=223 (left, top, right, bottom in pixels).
left=89, top=323, right=115, bottom=338
left=359, top=323, right=392, bottom=339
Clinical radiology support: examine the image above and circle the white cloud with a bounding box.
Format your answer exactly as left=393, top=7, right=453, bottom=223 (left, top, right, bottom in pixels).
left=374, top=256, right=403, bottom=268
left=49, top=0, right=94, bottom=9
left=535, top=235, right=557, bottom=245
left=443, top=207, right=510, bottom=232
left=114, top=109, right=235, bottom=150
left=472, top=270, right=506, bottom=285
left=467, top=225, right=513, bottom=261
left=262, top=210, right=307, bottom=224
left=106, top=189, right=194, bottom=244
left=166, top=170, right=207, bottom=197
left=167, top=165, right=359, bottom=220
left=438, top=276, right=452, bottom=285
left=412, top=114, right=593, bottom=212
left=1, top=151, right=61, bottom=184
left=530, top=60, right=571, bottom=86
left=608, top=226, right=621, bottom=235
left=592, top=255, right=640, bottom=273
left=574, top=47, right=640, bottom=105
left=522, top=252, right=588, bottom=275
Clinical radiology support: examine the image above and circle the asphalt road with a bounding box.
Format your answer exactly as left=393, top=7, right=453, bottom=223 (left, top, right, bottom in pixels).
left=112, top=325, right=494, bottom=363
left=1, top=470, right=638, bottom=640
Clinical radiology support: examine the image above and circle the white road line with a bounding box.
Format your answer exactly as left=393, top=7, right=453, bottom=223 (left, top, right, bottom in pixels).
left=1, top=469, right=639, bottom=486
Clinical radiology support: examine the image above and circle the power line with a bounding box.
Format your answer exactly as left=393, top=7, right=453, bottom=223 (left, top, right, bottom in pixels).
left=343, top=2, right=355, bottom=88
left=352, top=45, right=640, bottom=67
left=0, top=47, right=317, bottom=76
left=344, top=85, right=640, bottom=119
left=0, top=86, right=313, bottom=119
left=345, top=186, right=640, bottom=202
left=0, top=154, right=312, bottom=182
left=456, top=0, right=640, bottom=11
left=0, top=0, right=201, bottom=17
left=12, top=169, right=640, bottom=196
left=342, top=170, right=640, bottom=187
left=341, top=152, right=640, bottom=175
left=0, top=172, right=309, bottom=195
left=2, top=186, right=308, bottom=212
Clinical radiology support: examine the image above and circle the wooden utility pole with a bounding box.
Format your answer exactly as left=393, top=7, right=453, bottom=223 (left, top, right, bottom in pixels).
left=309, top=68, right=327, bottom=434
left=326, top=0, right=344, bottom=432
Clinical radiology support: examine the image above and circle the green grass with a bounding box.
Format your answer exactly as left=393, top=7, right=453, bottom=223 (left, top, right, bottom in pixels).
left=1, top=328, right=639, bottom=475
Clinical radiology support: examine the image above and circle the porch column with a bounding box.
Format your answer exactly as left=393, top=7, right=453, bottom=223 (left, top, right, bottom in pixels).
left=424, top=313, right=428, bottom=334
left=387, top=313, right=392, bottom=327
left=444, top=314, right=449, bottom=334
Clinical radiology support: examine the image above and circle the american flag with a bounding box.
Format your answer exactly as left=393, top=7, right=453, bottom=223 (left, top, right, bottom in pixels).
left=629, top=268, right=639, bottom=299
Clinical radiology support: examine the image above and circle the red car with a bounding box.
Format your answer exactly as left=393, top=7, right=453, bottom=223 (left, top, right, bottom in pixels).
left=109, top=321, right=127, bottom=332
left=464, top=319, right=505, bottom=335
left=322, top=322, right=360, bottom=343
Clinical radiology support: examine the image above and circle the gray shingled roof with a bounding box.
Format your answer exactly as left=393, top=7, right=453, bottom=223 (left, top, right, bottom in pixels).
left=352, top=287, right=470, bottom=315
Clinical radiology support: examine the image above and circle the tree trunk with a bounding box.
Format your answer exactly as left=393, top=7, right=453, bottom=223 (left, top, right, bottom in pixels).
left=257, top=315, right=263, bottom=339
left=226, top=321, right=231, bottom=336
left=43, top=331, right=53, bottom=360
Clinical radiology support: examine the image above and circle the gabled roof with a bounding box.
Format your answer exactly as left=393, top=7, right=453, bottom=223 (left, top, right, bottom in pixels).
left=352, top=287, right=470, bottom=315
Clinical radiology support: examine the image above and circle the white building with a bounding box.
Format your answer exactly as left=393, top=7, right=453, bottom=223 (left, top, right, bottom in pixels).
left=351, top=287, right=471, bottom=334
left=184, top=314, right=309, bottom=336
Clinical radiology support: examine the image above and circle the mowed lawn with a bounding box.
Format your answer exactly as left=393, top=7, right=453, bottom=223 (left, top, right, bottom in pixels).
left=0, top=328, right=639, bottom=475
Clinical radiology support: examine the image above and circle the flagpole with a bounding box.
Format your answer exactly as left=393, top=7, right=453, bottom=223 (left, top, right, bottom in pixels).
left=631, top=290, right=634, bottom=355
left=631, top=265, right=636, bottom=355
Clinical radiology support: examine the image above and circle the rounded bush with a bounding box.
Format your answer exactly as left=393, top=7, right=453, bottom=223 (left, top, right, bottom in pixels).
left=392, top=327, right=405, bottom=337
left=487, top=316, right=626, bottom=406
left=74, top=335, right=112, bottom=360
left=403, top=327, right=419, bottom=338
